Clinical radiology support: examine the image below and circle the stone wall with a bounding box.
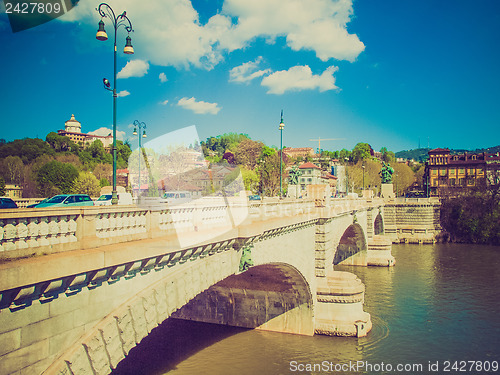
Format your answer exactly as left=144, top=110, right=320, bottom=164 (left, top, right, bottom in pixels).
left=383, top=200, right=441, bottom=243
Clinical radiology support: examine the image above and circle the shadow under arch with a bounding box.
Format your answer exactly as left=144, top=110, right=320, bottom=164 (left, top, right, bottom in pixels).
left=111, top=263, right=313, bottom=375
left=334, top=223, right=367, bottom=265
left=172, top=263, right=314, bottom=333
left=374, top=212, right=384, bottom=235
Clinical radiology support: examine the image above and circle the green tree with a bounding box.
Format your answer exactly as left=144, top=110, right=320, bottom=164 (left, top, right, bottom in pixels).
left=71, top=172, right=100, bottom=197
left=440, top=184, right=500, bottom=245
left=240, top=166, right=260, bottom=192
left=352, top=143, right=373, bottom=163
left=380, top=147, right=396, bottom=163
left=36, top=160, right=78, bottom=196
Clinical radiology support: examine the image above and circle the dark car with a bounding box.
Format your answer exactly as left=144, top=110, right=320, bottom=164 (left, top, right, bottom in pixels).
left=0, top=197, right=18, bottom=209
left=27, top=198, right=49, bottom=208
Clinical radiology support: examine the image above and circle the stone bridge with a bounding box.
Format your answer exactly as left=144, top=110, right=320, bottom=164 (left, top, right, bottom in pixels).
left=0, top=196, right=400, bottom=374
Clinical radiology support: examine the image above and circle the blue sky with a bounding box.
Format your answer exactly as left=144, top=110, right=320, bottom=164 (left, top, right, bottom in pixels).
left=1, top=0, right=499, bottom=153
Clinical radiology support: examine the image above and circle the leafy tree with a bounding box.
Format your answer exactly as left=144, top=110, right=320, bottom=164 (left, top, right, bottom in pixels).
left=352, top=143, right=373, bottom=163
left=235, top=139, right=264, bottom=169
left=36, top=160, right=78, bottom=196
left=93, top=163, right=113, bottom=181
left=0, top=138, right=55, bottom=163
left=222, top=151, right=236, bottom=164
left=46, top=132, right=75, bottom=152
left=71, top=172, right=100, bottom=197
left=1, top=155, right=24, bottom=184
left=441, top=184, right=500, bottom=245
left=117, top=140, right=132, bottom=169
left=258, top=151, right=284, bottom=196
left=392, top=162, right=415, bottom=196
left=380, top=147, right=396, bottom=163
left=240, top=166, right=259, bottom=192
left=99, top=178, right=110, bottom=188
left=339, top=148, right=351, bottom=162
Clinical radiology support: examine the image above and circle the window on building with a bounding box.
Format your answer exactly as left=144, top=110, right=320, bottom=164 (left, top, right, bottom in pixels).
left=477, top=168, right=483, bottom=175
left=459, top=168, right=465, bottom=174
left=449, top=168, right=456, bottom=176
left=459, top=178, right=465, bottom=186
left=440, top=169, right=447, bottom=176
left=449, top=178, right=456, bottom=186
left=467, top=177, right=475, bottom=185
left=468, top=168, right=474, bottom=175
left=432, top=169, right=438, bottom=175
left=307, top=178, right=312, bottom=183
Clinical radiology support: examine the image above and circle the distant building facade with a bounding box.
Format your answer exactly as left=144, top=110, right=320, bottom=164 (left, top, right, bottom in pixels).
left=424, top=148, right=500, bottom=196
left=297, top=162, right=337, bottom=196
left=4, top=184, right=22, bottom=199
left=283, top=147, right=315, bottom=159
left=57, top=114, right=113, bottom=148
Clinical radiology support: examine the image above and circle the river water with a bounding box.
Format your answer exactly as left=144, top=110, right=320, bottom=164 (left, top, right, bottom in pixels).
left=113, top=244, right=500, bottom=375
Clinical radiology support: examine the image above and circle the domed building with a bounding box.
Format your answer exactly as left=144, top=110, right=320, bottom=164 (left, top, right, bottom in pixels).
left=57, top=114, right=113, bottom=148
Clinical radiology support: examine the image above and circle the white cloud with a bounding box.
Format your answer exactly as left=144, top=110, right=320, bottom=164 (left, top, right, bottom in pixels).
left=88, top=127, right=126, bottom=141
left=219, top=0, right=365, bottom=62
left=117, top=60, right=149, bottom=79
left=159, top=72, right=167, bottom=83
left=261, top=65, right=339, bottom=94
left=117, top=90, right=131, bottom=97
left=61, top=0, right=364, bottom=69
left=229, top=56, right=271, bottom=83
left=160, top=99, right=169, bottom=105
left=177, top=97, right=221, bottom=114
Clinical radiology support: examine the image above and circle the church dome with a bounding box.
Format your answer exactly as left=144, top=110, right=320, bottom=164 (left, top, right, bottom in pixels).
left=65, top=114, right=82, bottom=133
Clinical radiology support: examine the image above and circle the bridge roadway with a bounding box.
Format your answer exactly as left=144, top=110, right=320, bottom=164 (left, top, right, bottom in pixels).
left=0, top=195, right=393, bottom=375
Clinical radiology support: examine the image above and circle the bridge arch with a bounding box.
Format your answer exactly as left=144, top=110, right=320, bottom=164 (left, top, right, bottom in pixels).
left=172, top=262, right=314, bottom=335
left=44, top=258, right=314, bottom=374
left=333, top=223, right=367, bottom=265
left=374, top=212, right=384, bottom=235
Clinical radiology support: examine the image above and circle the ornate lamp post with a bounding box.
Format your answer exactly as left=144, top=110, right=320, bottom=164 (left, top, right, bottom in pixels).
left=132, top=120, right=146, bottom=196
left=279, top=110, right=285, bottom=199
left=96, top=3, right=134, bottom=204
left=344, top=157, right=349, bottom=196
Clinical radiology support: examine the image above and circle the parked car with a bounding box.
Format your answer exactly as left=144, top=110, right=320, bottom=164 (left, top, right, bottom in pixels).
left=27, top=198, right=49, bottom=208
left=35, top=194, right=94, bottom=208
left=0, top=197, right=18, bottom=209
left=95, top=192, right=133, bottom=206
left=248, top=194, right=261, bottom=201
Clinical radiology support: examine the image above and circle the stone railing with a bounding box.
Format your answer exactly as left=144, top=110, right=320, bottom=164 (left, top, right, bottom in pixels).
left=0, top=197, right=381, bottom=262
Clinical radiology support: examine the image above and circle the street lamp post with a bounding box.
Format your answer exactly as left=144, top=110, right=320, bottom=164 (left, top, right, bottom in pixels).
left=132, top=120, right=146, bottom=196
left=96, top=3, right=134, bottom=205
left=279, top=110, right=285, bottom=199
left=344, top=157, right=349, bottom=196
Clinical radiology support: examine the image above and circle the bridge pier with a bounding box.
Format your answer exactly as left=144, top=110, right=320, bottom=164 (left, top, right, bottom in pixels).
left=367, top=235, right=395, bottom=266
left=314, top=271, right=371, bottom=337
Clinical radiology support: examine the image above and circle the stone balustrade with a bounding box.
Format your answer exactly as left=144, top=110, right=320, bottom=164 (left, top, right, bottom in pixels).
left=0, top=197, right=381, bottom=263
